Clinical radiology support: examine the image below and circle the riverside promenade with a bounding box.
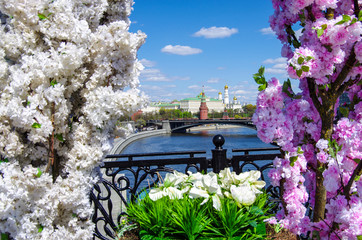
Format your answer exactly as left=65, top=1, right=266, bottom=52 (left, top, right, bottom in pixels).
left=109, top=129, right=168, bottom=155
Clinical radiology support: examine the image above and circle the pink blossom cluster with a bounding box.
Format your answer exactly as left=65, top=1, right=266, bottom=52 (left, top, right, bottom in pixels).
left=252, top=78, right=293, bottom=147
left=254, top=0, right=362, bottom=238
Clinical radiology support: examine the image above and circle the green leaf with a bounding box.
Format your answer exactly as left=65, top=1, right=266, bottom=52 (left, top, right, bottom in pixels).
left=38, top=13, right=47, bottom=20
left=353, top=158, right=361, bottom=164
left=357, top=235, right=362, bottom=240
left=343, top=15, right=351, bottom=22
left=305, top=56, right=314, bottom=61
left=248, top=220, right=257, bottom=228
left=256, top=223, right=266, bottom=236
left=258, top=83, right=267, bottom=91
left=297, top=57, right=304, bottom=65
left=335, top=15, right=351, bottom=25
left=50, top=79, right=58, bottom=87
left=38, top=225, right=44, bottom=233
left=36, top=168, right=42, bottom=178
left=255, top=77, right=266, bottom=85
left=339, top=107, right=349, bottom=118
left=0, top=158, right=9, bottom=164
left=55, top=133, right=64, bottom=142
left=297, top=146, right=304, bottom=154
left=317, top=28, right=324, bottom=38
left=1, top=233, right=9, bottom=240
left=350, top=18, right=357, bottom=25
left=302, top=116, right=313, bottom=123
left=290, top=156, right=298, bottom=167
left=313, top=230, right=321, bottom=240
left=321, top=24, right=328, bottom=30
left=359, top=11, right=362, bottom=20
left=301, top=65, right=310, bottom=72
left=32, top=123, right=42, bottom=129
left=296, top=69, right=303, bottom=77
left=258, top=66, right=265, bottom=75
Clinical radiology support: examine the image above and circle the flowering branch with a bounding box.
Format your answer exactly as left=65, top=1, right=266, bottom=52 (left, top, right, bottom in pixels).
left=344, top=159, right=362, bottom=201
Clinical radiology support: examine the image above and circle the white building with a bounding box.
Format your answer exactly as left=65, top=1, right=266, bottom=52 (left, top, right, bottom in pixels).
left=142, top=102, right=180, bottom=113
left=180, top=93, right=224, bottom=113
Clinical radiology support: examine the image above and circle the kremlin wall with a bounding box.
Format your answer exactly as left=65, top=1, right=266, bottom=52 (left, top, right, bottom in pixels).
left=141, top=85, right=244, bottom=114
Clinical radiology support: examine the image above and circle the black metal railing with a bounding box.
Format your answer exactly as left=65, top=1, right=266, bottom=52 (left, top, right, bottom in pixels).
left=90, top=134, right=282, bottom=240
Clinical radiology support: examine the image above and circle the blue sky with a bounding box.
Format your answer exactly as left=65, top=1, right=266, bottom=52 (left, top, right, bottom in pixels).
left=129, top=0, right=291, bottom=104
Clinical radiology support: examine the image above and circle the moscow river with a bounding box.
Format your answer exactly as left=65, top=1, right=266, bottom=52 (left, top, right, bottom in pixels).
left=121, top=126, right=276, bottom=157
left=117, top=125, right=279, bottom=195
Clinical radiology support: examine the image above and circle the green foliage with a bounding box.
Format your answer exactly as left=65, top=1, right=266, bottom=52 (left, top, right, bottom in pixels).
left=1, top=233, right=9, bottom=240
left=50, top=79, right=58, bottom=87
left=170, top=198, right=211, bottom=240
left=289, top=156, right=298, bottom=167
left=127, top=192, right=272, bottom=239
left=282, top=79, right=294, bottom=98
left=253, top=66, right=267, bottom=91
left=35, top=168, right=42, bottom=178
left=38, top=12, right=52, bottom=20
left=335, top=15, right=352, bottom=25
left=127, top=196, right=171, bottom=239
left=115, top=219, right=138, bottom=240
left=32, top=122, right=41, bottom=129
left=339, top=107, right=349, bottom=118
left=55, top=133, right=64, bottom=142
left=328, top=139, right=342, bottom=159
left=242, top=104, right=257, bottom=118
left=0, top=158, right=9, bottom=164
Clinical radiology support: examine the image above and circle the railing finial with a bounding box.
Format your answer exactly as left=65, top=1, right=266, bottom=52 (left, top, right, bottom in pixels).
left=213, top=134, right=225, bottom=150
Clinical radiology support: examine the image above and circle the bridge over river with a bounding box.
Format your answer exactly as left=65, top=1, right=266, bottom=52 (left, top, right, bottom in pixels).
left=148, top=119, right=256, bottom=133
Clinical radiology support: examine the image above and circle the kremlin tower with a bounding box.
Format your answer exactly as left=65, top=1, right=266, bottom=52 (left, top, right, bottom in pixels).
left=199, top=89, right=208, bottom=120
left=218, top=92, right=223, bottom=101
left=224, top=85, right=229, bottom=106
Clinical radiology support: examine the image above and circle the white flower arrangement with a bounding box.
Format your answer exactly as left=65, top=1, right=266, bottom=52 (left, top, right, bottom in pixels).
left=149, top=168, right=266, bottom=211
left=0, top=0, right=146, bottom=239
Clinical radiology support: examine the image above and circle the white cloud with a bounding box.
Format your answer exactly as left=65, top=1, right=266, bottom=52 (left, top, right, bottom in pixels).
left=207, top=78, right=220, bottom=83
left=188, top=85, right=200, bottom=89
left=259, top=27, right=275, bottom=35
left=217, top=67, right=225, bottom=70
left=265, top=63, right=287, bottom=75
left=233, top=90, right=248, bottom=94
left=172, top=76, right=190, bottom=81
left=165, top=84, right=177, bottom=88
left=140, top=85, right=163, bottom=91
left=193, top=26, right=238, bottom=39
left=140, top=68, right=171, bottom=82
left=140, top=58, right=156, bottom=68
left=262, top=57, right=287, bottom=75
left=161, top=45, right=202, bottom=55
left=262, top=57, right=287, bottom=64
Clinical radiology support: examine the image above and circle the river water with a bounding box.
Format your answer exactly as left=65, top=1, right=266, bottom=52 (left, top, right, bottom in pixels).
left=121, top=126, right=276, bottom=157
left=117, top=126, right=278, bottom=197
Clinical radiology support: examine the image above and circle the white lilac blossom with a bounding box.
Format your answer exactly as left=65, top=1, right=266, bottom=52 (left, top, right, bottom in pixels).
left=148, top=168, right=266, bottom=211
left=0, top=0, right=146, bottom=239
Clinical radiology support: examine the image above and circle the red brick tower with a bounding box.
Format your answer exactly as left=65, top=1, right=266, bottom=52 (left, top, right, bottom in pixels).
left=199, top=89, right=208, bottom=120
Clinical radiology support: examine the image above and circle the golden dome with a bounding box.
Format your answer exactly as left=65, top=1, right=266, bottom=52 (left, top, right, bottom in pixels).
left=224, top=85, right=228, bottom=89
left=233, top=96, right=237, bottom=100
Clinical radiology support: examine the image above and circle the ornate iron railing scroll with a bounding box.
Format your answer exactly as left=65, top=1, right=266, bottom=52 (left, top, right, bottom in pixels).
left=90, top=150, right=207, bottom=240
